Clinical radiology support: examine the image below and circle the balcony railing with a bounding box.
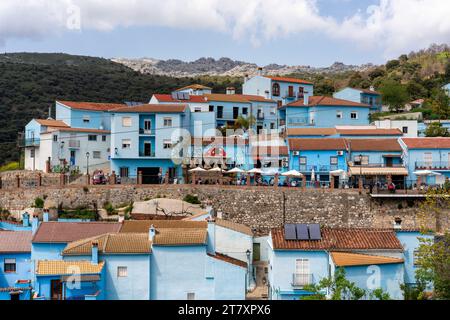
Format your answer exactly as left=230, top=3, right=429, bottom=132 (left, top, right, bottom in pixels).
left=349, top=162, right=404, bottom=168
left=288, top=117, right=310, bottom=126
left=415, top=161, right=450, bottom=170
left=68, top=140, right=80, bottom=148
left=24, top=138, right=40, bottom=147
left=139, top=128, right=154, bottom=135
left=292, top=273, right=313, bottom=287
left=299, top=165, right=341, bottom=172
left=139, top=151, right=156, bottom=158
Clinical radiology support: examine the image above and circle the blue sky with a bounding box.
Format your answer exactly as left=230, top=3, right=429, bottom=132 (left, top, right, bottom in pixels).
left=1, top=0, right=448, bottom=66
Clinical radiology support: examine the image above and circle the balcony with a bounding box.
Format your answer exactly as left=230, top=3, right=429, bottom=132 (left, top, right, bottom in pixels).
left=299, top=165, right=341, bottom=172
left=292, top=273, right=313, bottom=288
left=349, top=162, right=404, bottom=168
left=288, top=117, right=313, bottom=126
left=68, top=140, right=80, bottom=149
left=139, top=151, right=156, bottom=158
left=415, top=161, right=450, bottom=171
left=139, top=128, right=154, bottom=135
left=24, top=138, right=40, bottom=147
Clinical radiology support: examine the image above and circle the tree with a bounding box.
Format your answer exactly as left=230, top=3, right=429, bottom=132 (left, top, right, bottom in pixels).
left=386, top=59, right=400, bottom=71
left=415, top=188, right=450, bottom=300
left=234, top=115, right=255, bottom=130
left=379, top=80, right=409, bottom=112
left=368, top=68, right=386, bottom=81
left=424, top=122, right=450, bottom=137
left=426, top=88, right=450, bottom=119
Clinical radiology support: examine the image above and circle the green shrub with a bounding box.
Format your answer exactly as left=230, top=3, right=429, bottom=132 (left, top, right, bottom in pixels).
left=183, top=194, right=201, bottom=205
left=0, top=162, right=21, bottom=172
left=103, top=202, right=118, bottom=216
left=34, top=197, right=44, bottom=209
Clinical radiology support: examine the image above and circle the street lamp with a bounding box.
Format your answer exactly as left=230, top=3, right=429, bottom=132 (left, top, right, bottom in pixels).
left=86, top=152, right=90, bottom=175
left=246, top=249, right=251, bottom=291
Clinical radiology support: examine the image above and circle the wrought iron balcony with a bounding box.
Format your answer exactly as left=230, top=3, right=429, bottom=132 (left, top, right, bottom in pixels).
left=415, top=161, right=450, bottom=170
left=24, top=138, right=40, bottom=147
left=139, top=128, right=154, bottom=135
left=292, top=273, right=313, bottom=287
left=139, top=151, right=156, bottom=158
left=349, top=162, right=404, bottom=168
left=298, top=165, right=341, bottom=172
left=288, top=117, right=313, bottom=126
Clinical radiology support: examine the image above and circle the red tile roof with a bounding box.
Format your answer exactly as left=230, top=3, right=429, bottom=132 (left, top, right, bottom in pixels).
left=57, top=101, right=127, bottom=111
left=287, top=96, right=371, bottom=108
left=271, top=227, right=403, bottom=251
left=35, top=119, right=69, bottom=128
left=44, top=127, right=110, bottom=134
left=252, top=145, right=289, bottom=159
left=337, top=128, right=402, bottom=136
left=347, top=139, right=402, bottom=152
left=32, top=222, right=122, bottom=243
left=265, top=76, right=313, bottom=85
left=110, top=104, right=187, bottom=113
left=208, top=252, right=247, bottom=268
left=401, top=138, right=450, bottom=149
left=288, top=138, right=347, bottom=151
left=0, top=231, right=32, bottom=252
left=287, top=128, right=338, bottom=136
left=153, top=94, right=208, bottom=103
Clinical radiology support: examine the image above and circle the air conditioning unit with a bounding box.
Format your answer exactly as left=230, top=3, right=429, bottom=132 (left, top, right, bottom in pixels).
left=293, top=151, right=300, bottom=156
left=282, top=157, right=289, bottom=162
left=337, top=151, right=344, bottom=156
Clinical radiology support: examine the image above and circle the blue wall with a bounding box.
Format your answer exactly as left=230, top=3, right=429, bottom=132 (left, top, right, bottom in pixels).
left=0, top=253, right=31, bottom=288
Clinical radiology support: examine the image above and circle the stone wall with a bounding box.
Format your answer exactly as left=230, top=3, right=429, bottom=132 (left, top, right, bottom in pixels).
left=0, top=185, right=447, bottom=235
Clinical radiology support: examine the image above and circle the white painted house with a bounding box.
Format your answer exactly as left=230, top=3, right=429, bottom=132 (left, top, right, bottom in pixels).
left=372, top=120, right=418, bottom=138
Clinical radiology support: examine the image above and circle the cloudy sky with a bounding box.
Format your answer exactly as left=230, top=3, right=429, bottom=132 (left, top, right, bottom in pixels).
left=1, top=0, right=449, bottom=66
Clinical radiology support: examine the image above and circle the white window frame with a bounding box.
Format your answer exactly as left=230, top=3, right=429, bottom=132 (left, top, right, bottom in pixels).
left=117, top=266, right=128, bottom=278
left=187, top=292, right=195, bottom=300
left=163, top=117, right=173, bottom=127
left=336, top=111, right=343, bottom=119
left=163, top=139, right=173, bottom=149
left=83, top=115, right=90, bottom=123
left=423, top=152, right=433, bottom=166
left=122, top=139, right=131, bottom=149
left=350, top=112, right=359, bottom=120
left=53, top=135, right=58, bottom=142
left=122, top=117, right=132, bottom=127
left=88, top=135, right=97, bottom=141
left=330, top=156, right=338, bottom=165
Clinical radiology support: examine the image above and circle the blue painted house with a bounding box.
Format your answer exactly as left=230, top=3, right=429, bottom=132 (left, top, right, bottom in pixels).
left=288, top=138, right=348, bottom=187
left=268, top=225, right=412, bottom=300
left=279, top=96, right=371, bottom=129
left=333, top=87, right=382, bottom=113
left=399, top=137, right=450, bottom=185
left=0, top=231, right=33, bottom=300
left=110, top=104, right=191, bottom=183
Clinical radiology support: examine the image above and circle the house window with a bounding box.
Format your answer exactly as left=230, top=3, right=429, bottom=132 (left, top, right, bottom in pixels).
left=217, top=106, right=224, bottom=119
left=30, top=149, right=35, bottom=158
left=88, top=135, right=97, bottom=141
left=163, top=139, right=172, bottom=149
left=294, top=259, right=310, bottom=286
left=187, top=292, right=195, bottom=300
left=242, top=108, right=248, bottom=115
left=122, top=117, right=132, bottom=127
left=298, top=87, right=304, bottom=98
left=83, top=116, right=90, bottom=123
left=102, top=135, right=107, bottom=142
left=194, top=107, right=202, bottom=113
left=209, top=105, right=214, bottom=112
left=424, top=153, right=433, bottom=166
left=272, top=83, right=280, bottom=96
left=120, top=167, right=129, bottom=178
left=117, top=266, right=128, bottom=277
left=336, top=111, right=343, bottom=119
left=93, top=151, right=101, bottom=159
left=299, top=157, right=307, bottom=165
left=4, top=258, right=16, bottom=273
left=163, top=117, right=173, bottom=127
left=330, top=156, right=338, bottom=165
left=270, top=107, right=276, bottom=115
left=270, top=123, right=275, bottom=130
left=288, top=86, right=294, bottom=97
left=277, top=101, right=282, bottom=108
left=354, top=155, right=369, bottom=165
left=350, top=112, right=358, bottom=120
left=53, top=135, right=58, bottom=142
left=122, top=139, right=131, bottom=149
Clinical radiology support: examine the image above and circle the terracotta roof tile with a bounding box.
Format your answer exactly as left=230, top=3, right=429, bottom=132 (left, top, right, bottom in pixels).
left=271, top=227, right=403, bottom=251
left=32, top=222, right=122, bottom=243
left=208, top=252, right=247, bottom=268
left=175, top=84, right=212, bottom=91
left=287, top=128, right=338, bottom=136
left=401, top=138, right=450, bottom=149
left=251, top=145, right=289, bottom=159
left=153, top=228, right=207, bottom=246
left=153, top=94, right=208, bottom=103
left=120, top=220, right=207, bottom=233
left=331, top=252, right=404, bottom=267
left=265, top=76, right=313, bottom=85
left=110, top=104, right=187, bottom=113
left=288, top=138, right=347, bottom=151
left=63, top=233, right=151, bottom=255
left=35, top=119, right=69, bottom=128
left=57, top=101, right=127, bottom=111
left=337, top=128, right=402, bottom=136
left=0, top=231, right=32, bottom=253
left=216, top=218, right=253, bottom=236
left=36, top=260, right=104, bottom=276
left=347, top=139, right=402, bottom=152
left=287, top=96, right=370, bottom=108
left=204, top=94, right=275, bottom=103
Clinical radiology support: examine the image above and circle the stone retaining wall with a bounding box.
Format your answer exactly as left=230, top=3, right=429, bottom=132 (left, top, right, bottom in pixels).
left=0, top=185, right=446, bottom=235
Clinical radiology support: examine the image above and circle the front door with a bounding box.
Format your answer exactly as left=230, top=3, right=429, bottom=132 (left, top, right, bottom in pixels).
left=70, top=150, right=76, bottom=166
left=386, top=157, right=393, bottom=167
left=144, top=142, right=152, bottom=157
left=51, top=280, right=63, bottom=300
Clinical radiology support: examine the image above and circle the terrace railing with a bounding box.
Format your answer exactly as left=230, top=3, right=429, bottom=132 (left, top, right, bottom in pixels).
left=415, top=161, right=450, bottom=170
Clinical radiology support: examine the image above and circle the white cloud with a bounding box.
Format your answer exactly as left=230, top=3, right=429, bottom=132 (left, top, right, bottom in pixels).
left=0, top=0, right=449, bottom=59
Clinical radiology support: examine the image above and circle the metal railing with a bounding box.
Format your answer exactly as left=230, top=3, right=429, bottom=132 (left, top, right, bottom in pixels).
left=288, top=117, right=312, bottom=126
left=24, top=138, right=40, bottom=147
left=299, top=165, right=341, bottom=172
left=349, top=163, right=404, bottom=168
left=139, top=128, right=154, bottom=135
left=292, top=273, right=312, bottom=287
left=139, top=151, right=156, bottom=157
left=415, top=161, right=450, bottom=170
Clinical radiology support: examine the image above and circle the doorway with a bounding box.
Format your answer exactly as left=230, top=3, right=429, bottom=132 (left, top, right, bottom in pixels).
left=143, top=142, right=152, bottom=157
left=386, top=157, right=393, bottom=167
left=51, top=280, right=63, bottom=300
left=253, top=243, right=261, bottom=262
left=138, top=167, right=160, bottom=184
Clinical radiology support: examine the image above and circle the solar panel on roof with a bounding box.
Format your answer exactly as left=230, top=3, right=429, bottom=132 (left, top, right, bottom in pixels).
left=308, top=224, right=321, bottom=240
left=284, top=224, right=297, bottom=240
left=296, top=224, right=309, bottom=240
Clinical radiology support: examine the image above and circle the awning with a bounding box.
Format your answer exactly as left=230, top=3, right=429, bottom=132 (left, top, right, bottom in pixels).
left=349, top=166, right=408, bottom=176
left=61, top=275, right=101, bottom=282
left=331, top=252, right=404, bottom=267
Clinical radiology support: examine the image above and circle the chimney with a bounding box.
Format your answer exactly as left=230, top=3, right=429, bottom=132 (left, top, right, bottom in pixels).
left=394, top=217, right=402, bottom=230
left=149, top=225, right=156, bottom=242
left=226, top=87, right=236, bottom=95
left=22, top=212, right=30, bottom=228
left=91, top=241, right=99, bottom=265
left=257, top=67, right=263, bottom=76
left=118, top=212, right=125, bottom=223
left=207, top=219, right=216, bottom=255
left=370, top=86, right=375, bottom=92
left=43, top=210, right=49, bottom=222
left=31, top=214, right=39, bottom=235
